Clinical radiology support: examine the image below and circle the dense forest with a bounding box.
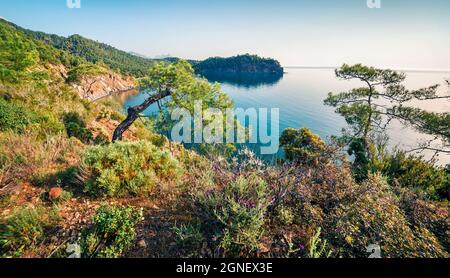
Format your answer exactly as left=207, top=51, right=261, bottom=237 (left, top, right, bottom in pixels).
left=21, top=31, right=155, bottom=77
left=194, top=54, right=284, bottom=75
left=5, top=19, right=283, bottom=79
left=0, top=19, right=449, bottom=259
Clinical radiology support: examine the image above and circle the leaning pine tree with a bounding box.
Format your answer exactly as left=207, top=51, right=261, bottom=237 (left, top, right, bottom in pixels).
left=112, top=60, right=233, bottom=143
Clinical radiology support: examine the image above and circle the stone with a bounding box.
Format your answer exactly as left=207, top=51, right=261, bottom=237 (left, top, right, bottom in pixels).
left=66, top=243, right=81, bottom=258
left=49, top=187, right=63, bottom=201
left=137, top=239, right=147, bottom=249
left=258, top=243, right=270, bottom=253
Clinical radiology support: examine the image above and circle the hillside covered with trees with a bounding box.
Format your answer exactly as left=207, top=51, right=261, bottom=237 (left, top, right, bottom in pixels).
left=4, top=20, right=284, bottom=80
left=19, top=29, right=155, bottom=77
left=0, top=19, right=449, bottom=259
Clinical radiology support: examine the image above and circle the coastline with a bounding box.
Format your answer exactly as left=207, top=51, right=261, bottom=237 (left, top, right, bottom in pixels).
left=89, top=87, right=138, bottom=102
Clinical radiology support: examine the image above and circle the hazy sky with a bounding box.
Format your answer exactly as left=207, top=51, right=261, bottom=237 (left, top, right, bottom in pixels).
left=1, top=0, right=450, bottom=69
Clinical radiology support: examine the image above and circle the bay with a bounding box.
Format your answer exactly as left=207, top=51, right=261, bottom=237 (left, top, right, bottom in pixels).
left=117, top=68, right=450, bottom=165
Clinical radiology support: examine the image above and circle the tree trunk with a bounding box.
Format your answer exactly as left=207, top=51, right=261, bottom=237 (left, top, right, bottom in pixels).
left=112, top=90, right=172, bottom=142
left=363, top=85, right=374, bottom=161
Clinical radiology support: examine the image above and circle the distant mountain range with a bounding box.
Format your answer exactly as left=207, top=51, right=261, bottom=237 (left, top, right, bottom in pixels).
left=1, top=19, right=284, bottom=78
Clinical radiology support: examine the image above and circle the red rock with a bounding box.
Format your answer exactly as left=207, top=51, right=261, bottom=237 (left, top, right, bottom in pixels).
left=49, top=187, right=63, bottom=201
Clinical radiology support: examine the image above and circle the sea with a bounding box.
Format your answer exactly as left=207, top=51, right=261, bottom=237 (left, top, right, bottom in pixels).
left=116, top=67, right=450, bottom=165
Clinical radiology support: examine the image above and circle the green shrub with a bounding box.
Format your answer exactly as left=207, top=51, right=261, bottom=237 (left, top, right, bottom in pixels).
left=195, top=175, right=270, bottom=257
left=380, top=151, right=449, bottom=201
left=173, top=223, right=205, bottom=258
left=51, top=190, right=73, bottom=205
left=81, top=141, right=183, bottom=197
left=96, top=107, right=125, bottom=122
left=178, top=150, right=215, bottom=196
left=0, top=98, right=39, bottom=132
left=280, top=128, right=328, bottom=165
left=63, top=112, right=93, bottom=144
left=308, top=228, right=332, bottom=258
left=93, top=133, right=110, bottom=145
left=348, top=138, right=370, bottom=182
left=0, top=206, right=60, bottom=257
left=82, top=205, right=143, bottom=258
left=276, top=206, right=294, bottom=226
left=66, top=64, right=107, bottom=84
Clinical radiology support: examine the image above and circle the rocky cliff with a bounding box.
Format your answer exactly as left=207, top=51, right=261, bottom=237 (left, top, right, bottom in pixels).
left=72, top=73, right=136, bottom=101
left=47, top=64, right=137, bottom=100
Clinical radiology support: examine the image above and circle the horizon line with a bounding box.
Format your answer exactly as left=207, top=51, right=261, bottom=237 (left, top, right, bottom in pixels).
left=284, top=66, right=450, bottom=74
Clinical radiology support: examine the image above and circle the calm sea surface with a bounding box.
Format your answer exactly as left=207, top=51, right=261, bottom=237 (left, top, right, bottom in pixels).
left=118, top=68, right=450, bottom=164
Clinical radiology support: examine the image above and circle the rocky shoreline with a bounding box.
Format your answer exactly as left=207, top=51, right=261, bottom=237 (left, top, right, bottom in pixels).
left=71, top=73, right=136, bottom=101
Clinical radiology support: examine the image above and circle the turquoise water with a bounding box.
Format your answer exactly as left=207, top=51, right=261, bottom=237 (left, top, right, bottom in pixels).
left=121, top=68, right=450, bottom=164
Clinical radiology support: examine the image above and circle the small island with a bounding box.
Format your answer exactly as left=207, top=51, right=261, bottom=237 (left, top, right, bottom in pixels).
left=193, top=54, right=284, bottom=75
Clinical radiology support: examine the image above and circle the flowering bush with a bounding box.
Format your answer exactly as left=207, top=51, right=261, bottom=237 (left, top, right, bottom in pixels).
left=266, top=156, right=449, bottom=258
left=194, top=175, right=270, bottom=257
left=331, top=174, right=447, bottom=258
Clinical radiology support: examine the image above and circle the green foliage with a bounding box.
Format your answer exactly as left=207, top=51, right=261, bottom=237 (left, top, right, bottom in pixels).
left=326, top=64, right=449, bottom=183
left=141, top=61, right=235, bottom=155
left=93, top=133, right=110, bottom=146
left=0, top=206, right=60, bottom=257
left=66, top=64, right=107, bottom=83
left=194, top=54, right=283, bottom=75
left=347, top=138, right=370, bottom=182
left=27, top=31, right=154, bottom=77
left=82, top=205, right=143, bottom=258
left=63, top=112, right=94, bottom=144
left=380, top=151, right=449, bottom=201
left=275, top=206, right=294, bottom=226
left=142, top=60, right=234, bottom=114
left=140, top=60, right=195, bottom=93
left=0, top=98, right=39, bottom=132
left=173, top=223, right=205, bottom=258
left=280, top=128, right=328, bottom=164
left=0, top=97, right=63, bottom=136
left=0, top=21, right=39, bottom=83
left=51, top=190, right=73, bottom=205
left=195, top=175, right=270, bottom=257
left=308, top=228, right=332, bottom=258
left=0, top=19, right=80, bottom=83
left=324, top=65, right=406, bottom=155
left=390, top=106, right=450, bottom=153
left=82, top=141, right=183, bottom=197
left=2, top=18, right=449, bottom=259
